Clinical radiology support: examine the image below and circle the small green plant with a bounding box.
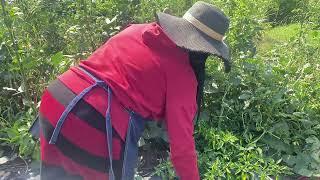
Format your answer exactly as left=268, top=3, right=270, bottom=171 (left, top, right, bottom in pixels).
left=0, top=108, right=38, bottom=159
left=283, top=136, right=320, bottom=177
left=0, top=0, right=319, bottom=179
left=196, top=121, right=291, bottom=179
left=153, top=159, right=177, bottom=180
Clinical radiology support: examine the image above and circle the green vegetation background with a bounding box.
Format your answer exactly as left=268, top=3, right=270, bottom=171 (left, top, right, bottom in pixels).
left=0, top=0, right=319, bottom=179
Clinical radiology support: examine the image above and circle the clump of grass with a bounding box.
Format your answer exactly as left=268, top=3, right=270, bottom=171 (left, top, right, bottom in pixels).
left=258, top=23, right=320, bottom=53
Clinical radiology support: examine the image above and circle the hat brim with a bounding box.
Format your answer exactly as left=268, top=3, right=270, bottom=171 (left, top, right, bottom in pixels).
left=156, top=12, right=231, bottom=72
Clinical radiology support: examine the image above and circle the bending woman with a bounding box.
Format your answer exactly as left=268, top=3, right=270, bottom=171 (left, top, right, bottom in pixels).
left=36, top=1, right=231, bottom=180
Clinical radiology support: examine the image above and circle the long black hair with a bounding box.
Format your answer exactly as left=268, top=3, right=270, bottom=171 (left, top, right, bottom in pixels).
left=189, top=51, right=208, bottom=119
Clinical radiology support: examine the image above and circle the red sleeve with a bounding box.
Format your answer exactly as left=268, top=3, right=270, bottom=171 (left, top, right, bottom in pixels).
left=164, top=56, right=199, bottom=180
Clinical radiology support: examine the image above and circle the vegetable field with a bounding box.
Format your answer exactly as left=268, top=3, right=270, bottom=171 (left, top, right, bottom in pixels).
left=0, top=0, right=319, bottom=179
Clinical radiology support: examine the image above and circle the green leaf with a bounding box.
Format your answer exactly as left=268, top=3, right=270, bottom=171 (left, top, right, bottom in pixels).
left=293, top=153, right=311, bottom=172
left=300, top=119, right=316, bottom=128
left=105, top=15, right=117, bottom=25
left=239, top=93, right=251, bottom=100
left=134, top=175, right=143, bottom=180
left=261, top=134, right=293, bottom=153
left=256, top=147, right=263, bottom=155
left=270, top=122, right=289, bottom=135
left=306, top=136, right=320, bottom=144
left=23, top=57, right=38, bottom=69
left=314, top=124, right=320, bottom=129
left=295, top=168, right=313, bottom=177
left=231, top=76, right=242, bottom=86
left=283, top=155, right=297, bottom=166
left=243, top=100, right=251, bottom=109
left=199, top=111, right=209, bottom=121
left=310, top=151, right=320, bottom=163
left=51, top=52, right=64, bottom=67
left=204, top=79, right=219, bottom=94
left=304, top=129, right=317, bottom=135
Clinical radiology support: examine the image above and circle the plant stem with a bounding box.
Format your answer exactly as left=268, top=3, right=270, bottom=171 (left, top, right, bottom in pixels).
left=218, top=85, right=231, bottom=129
left=1, top=0, right=33, bottom=109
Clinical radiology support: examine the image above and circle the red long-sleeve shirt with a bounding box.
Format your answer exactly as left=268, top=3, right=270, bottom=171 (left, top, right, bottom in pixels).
left=65, top=22, right=199, bottom=179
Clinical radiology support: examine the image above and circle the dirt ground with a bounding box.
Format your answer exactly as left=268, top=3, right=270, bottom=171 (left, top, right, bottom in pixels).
left=0, top=157, right=39, bottom=180
left=0, top=145, right=165, bottom=180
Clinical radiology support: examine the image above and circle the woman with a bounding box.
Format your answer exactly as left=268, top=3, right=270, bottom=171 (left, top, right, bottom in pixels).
left=34, top=1, right=231, bottom=180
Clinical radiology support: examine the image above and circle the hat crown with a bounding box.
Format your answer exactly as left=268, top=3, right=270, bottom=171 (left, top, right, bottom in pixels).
left=186, top=1, right=229, bottom=36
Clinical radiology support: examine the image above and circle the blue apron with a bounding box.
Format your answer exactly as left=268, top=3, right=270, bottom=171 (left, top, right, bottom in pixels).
left=46, top=66, right=146, bottom=180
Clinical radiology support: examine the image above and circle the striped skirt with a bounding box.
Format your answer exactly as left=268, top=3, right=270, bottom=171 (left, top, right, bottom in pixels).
left=39, top=78, right=125, bottom=180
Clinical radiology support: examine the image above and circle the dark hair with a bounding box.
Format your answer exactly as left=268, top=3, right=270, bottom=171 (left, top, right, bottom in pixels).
left=189, top=51, right=208, bottom=120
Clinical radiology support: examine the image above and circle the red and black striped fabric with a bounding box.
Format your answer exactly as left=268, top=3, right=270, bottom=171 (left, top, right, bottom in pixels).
left=39, top=78, right=124, bottom=180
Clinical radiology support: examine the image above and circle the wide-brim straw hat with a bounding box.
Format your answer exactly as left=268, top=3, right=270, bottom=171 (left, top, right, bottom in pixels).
left=156, top=1, right=231, bottom=72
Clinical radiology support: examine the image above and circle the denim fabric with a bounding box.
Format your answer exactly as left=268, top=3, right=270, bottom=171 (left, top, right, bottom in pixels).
left=121, top=112, right=146, bottom=180
left=105, top=86, right=115, bottom=180
left=29, top=115, right=40, bottom=139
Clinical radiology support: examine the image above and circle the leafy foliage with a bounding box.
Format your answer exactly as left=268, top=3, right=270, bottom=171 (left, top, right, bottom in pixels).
left=0, top=0, right=319, bottom=179
left=199, top=0, right=320, bottom=178
left=197, top=122, right=290, bottom=179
